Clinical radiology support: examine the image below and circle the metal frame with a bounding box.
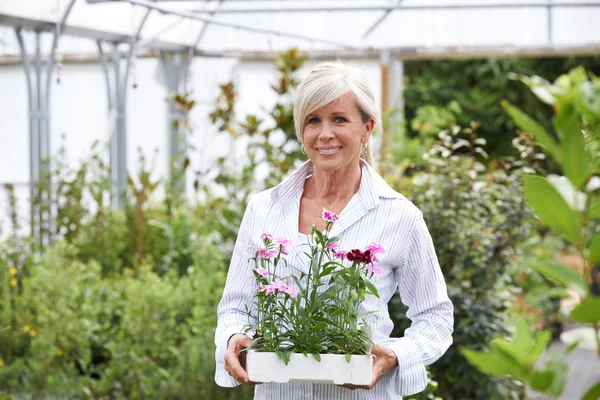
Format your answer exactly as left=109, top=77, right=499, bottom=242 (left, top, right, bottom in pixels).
left=114, top=0, right=358, bottom=49
left=185, top=2, right=600, bottom=13
left=96, top=7, right=153, bottom=208
left=13, top=0, right=77, bottom=244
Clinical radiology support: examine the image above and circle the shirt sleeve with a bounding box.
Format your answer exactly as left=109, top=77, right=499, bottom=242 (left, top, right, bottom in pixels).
left=382, top=210, right=454, bottom=396
left=214, top=197, right=257, bottom=388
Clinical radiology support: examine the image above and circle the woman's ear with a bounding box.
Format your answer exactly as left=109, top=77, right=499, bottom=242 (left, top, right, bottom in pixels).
left=363, top=119, right=375, bottom=141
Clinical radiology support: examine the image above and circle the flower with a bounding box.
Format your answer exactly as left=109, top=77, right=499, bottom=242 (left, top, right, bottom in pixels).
left=326, top=242, right=340, bottom=250
left=322, top=209, right=339, bottom=222
left=366, top=242, right=385, bottom=255
left=257, top=248, right=279, bottom=260
left=9, top=278, right=17, bottom=287
left=8, top=267, right=17, bottom=276
left=334, top=250, right=347, bottom=259
left=346, top=249, right=376, bottom=264
left=365, top=264, right=383, bottom=275
left=29, top=330, right=37, bottom=337
left=0, top=359, right=4, bottom=367
left=255, top=281, right=300, bottom=297
left=22, top=325, right=30, bottom=333
left=256, top=267, right=269, bottom=278
left=56, top=349, right=64, bottom=356
left=260, top=233, right=274, bottom=241
left=273, top=237, right=291, bottom=247
left=273, top=236, right=291, bottom=255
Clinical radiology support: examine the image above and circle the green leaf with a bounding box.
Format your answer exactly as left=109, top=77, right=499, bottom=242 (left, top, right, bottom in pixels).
left=545, top=353, right=568, bottom=397
left=345, top=353, right=352, bottom=363
left=489, top=339, right=529, bottom=380
left=311, top=353, right=321, bottom=362
left=529, top=259, right=588, bottom=296
left=502, top=100, right=562, bottom=164
left=589, top=232, right=600, bottom=265
left=582, top=381, right=600, bottom=400
left=523, top=175, right=582, bottom=243
left=558, top=107, right=590, bottom=188
left=570, top=297, right=600, bottom=324
left=529, top=369, right=554, bottom=393
left=460, top=347, right=521, bottom=378
left=529, top=330, right=552, bottom=361
left=588, top=201, right=600, bottom=219
left=513, top=318, right=533, bottom=357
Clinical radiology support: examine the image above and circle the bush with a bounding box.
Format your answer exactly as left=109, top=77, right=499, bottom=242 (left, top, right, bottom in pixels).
left=390, top=128, right=533, bottom=400
left=0, top=229, right=253, bottom=399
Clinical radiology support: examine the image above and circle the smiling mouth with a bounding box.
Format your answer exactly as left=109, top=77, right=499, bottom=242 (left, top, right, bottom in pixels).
left=317, top=147, right=342, bottom=154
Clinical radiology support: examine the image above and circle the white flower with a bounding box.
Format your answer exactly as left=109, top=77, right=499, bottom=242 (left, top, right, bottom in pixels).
left=546, top=175, right=587, bottom=212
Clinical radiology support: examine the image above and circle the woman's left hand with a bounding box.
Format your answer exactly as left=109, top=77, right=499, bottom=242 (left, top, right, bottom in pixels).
left=341, top=344, right=397, bottom=391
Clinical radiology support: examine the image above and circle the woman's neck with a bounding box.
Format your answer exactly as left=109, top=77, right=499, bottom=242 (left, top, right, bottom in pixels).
left=306, top=162, right=362, bottom=204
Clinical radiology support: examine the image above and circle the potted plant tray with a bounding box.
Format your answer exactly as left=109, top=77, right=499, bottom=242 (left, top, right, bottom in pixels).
left=246, top=351, right=373, bottom=385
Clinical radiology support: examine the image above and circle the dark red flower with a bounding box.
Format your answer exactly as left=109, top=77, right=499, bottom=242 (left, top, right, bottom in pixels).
left=345, top=249, right=374, bottom=264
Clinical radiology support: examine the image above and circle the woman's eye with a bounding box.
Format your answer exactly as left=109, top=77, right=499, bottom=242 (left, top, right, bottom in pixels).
left=307, top=117, right=320, bottom=124
left=334, top=117, right=348, bottom=123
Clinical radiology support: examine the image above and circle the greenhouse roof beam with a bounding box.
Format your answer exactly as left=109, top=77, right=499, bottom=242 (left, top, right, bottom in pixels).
left=94, top=0, right=359, bottom=49
left=363, top=0, right=403, bottom=40
left=0, top=13, right=186, bottom=50
left=187, top=2, right=600, bottom=14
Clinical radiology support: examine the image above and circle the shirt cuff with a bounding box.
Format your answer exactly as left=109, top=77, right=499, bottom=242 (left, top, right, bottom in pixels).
left=380, top=337, right=428, bottom=396
left=214, top=325, right=252, bottom=388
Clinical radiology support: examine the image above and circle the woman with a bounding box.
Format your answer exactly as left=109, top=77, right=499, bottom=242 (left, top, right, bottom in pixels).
left=215, top=61, right=453, bottom=399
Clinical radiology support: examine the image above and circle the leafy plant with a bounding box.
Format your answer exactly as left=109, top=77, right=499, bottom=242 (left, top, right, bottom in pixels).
left=461, top=66, right=600, bottom=400
left=391, top=125, right=533, bottom=399
left=246, top=212, right=381, bottom=362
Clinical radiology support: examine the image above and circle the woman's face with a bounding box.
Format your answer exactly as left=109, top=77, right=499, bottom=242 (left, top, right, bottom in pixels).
left=302, top=92, right=374, bottom=175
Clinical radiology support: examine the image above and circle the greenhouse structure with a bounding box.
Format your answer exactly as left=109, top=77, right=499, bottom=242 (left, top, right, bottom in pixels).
left=0, top=1, right=600, bottom=400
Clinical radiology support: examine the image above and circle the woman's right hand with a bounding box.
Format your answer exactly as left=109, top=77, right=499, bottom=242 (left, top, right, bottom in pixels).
left=224, top=333, right=256, bottom=385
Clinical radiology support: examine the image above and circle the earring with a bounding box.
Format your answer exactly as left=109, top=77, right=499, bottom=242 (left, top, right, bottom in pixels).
left=362, top=142, right=368, bottom=153
left=301, top=144, right=307, bottom=155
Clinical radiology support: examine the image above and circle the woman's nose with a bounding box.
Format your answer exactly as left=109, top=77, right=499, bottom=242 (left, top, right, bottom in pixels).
left=318, top=122, right=335, bottom=141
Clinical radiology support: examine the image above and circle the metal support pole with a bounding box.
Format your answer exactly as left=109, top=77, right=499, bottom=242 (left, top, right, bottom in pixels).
left=97, top=7, right=152, bottom=207
left=12, top=0, right=77, bottom=246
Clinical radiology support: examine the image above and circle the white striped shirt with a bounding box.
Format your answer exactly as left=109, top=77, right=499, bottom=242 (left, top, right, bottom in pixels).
left=215, top=160, right=454, bottom=400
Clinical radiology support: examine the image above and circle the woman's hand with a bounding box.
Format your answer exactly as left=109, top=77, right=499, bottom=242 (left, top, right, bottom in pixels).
left=224, top=333, right=260, bottom=385
left=342, top=344, right=397, bottom=391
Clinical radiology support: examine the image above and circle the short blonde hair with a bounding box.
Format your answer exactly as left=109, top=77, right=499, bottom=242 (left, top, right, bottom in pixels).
left=293, top=61, right=382, bottom=165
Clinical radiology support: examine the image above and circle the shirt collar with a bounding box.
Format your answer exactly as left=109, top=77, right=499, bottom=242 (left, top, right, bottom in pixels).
left=271, top=159, right=403, bottom=205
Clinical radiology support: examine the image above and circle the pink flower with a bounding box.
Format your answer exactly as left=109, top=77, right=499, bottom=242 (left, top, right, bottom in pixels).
left=366, top=242, right=385, bottom=255
left=257, top=248, right=279, bottom=259
left=334, top=250, right=347, bottom=260
left=283, top=286, right=300, bottom=297
left=260, top=233, right=273, bottom=241
left=255, top=281, right=300, bottom=297
left=326, top=242, right=340, bottom=250
left=366, top=264, right=383, bottom=274
left=322, top=209, right=339, bottom=223
left=273, top=237, right=291, bottom=247
left=255, top=267, right=269, bottom=278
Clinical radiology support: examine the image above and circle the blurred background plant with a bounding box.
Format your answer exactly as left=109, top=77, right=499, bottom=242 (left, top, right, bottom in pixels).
left=460, top=66, right=600, bottom=400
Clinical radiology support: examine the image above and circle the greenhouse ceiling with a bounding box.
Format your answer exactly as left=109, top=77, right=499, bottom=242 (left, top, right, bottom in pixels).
left=1, top=0, right=600, bottom=61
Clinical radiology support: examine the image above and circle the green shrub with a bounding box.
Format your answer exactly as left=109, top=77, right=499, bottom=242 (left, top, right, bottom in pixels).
left=390, top=128, right=533, bottom=400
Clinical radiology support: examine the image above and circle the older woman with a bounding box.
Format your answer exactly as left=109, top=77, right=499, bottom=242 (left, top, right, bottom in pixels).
left=215, top=61, right=453, bottom=399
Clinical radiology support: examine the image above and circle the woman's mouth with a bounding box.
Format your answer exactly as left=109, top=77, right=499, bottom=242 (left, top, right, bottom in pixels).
left=317, top=147, right=342, bottom=155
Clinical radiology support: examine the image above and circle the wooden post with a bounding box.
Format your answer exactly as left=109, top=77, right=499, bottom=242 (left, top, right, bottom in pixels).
left=380, top=49, right=391, bottom=167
